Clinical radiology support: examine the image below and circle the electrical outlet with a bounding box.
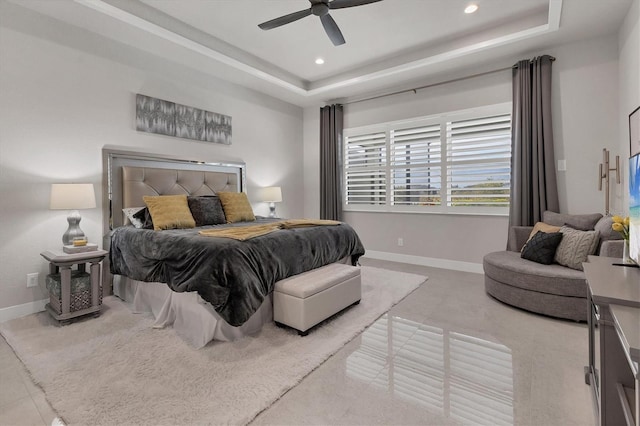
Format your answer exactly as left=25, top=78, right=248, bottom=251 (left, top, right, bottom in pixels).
left=397, top=238, right=404, bottom=247
left=27, top=273, right=39, bottom=288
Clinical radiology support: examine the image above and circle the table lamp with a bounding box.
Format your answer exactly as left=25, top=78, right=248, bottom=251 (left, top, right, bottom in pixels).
left=50, top=183, right=96, bottom=245
left=261, top=186, right=282, bottom=218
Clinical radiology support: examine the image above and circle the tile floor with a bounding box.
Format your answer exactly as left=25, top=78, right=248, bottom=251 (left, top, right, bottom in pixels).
left=0, top=258, right=597, bottom=426
left=0, top=335, right=57, bottom=425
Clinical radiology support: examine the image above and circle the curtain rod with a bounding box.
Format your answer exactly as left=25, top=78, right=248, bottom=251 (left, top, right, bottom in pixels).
left=342, top=67, right=510, bottom=105
left=512, top=55, right=556, bottom=68
left=341, top=56, right=556, bottom=106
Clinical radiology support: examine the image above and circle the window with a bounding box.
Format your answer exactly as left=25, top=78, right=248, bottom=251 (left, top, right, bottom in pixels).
left=343, top=103, right=511, bottom=215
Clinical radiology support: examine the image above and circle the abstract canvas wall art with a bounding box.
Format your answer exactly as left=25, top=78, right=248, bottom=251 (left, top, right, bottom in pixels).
left=136, top=95, right=175, bottom=136
left=176, top=104, right=206, bottom=141
left=135, top=94, right=232, bottom=145
left=206, top=111, right=232, bottom=145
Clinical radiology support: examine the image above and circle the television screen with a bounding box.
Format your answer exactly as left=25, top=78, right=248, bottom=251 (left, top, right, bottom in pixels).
left=629, top=154, right=640, bottom=264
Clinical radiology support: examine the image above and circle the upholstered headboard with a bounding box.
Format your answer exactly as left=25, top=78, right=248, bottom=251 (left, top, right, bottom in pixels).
left=104, top=148, right=246, bottom=230
left=121, top=166, right=238, bottom=222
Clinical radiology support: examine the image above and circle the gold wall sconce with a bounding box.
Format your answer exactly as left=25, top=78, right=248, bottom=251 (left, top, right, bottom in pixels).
left=598, top=148, right=620, bottom=215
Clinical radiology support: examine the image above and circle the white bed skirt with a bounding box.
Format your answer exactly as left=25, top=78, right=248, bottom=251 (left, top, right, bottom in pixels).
left=113, top=275, right=273, bottom=349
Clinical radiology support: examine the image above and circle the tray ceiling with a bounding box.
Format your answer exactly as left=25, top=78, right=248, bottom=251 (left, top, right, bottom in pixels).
left=8, top=0, right=633, bottom=106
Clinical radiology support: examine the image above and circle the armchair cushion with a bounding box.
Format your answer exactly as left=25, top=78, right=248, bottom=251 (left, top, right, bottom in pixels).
left=543, top=211, right=603, bottom=231
left=483, top=251, right=587, bottom=298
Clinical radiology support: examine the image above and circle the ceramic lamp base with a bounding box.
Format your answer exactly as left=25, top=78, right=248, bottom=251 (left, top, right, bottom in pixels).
left=62, top=210, right=86, bottom=246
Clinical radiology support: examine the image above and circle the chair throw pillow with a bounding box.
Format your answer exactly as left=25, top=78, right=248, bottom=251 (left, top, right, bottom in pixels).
left=217, top=192, right=256, bottom=223
left=522, top=222, right=561, bottom=251
left=521, top=231, right=564, bottom=265
left=554, top=226, right=600, bottom=270
left=143, top=195, right=196, bottom=231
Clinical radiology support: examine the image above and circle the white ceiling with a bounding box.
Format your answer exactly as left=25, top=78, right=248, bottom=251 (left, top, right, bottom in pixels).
left=10, top=0, right=633, bottom=107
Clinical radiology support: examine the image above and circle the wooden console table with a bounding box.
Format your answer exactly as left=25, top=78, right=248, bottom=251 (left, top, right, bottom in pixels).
left=584, top=256, right=640, bottom=426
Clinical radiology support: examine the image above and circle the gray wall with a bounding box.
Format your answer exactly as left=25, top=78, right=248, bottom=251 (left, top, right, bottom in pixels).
left=304, top=34, right=621, bottom=268
left=619, top=0, right=640, bottom=211
left=0, top=5, right=303, bottom=313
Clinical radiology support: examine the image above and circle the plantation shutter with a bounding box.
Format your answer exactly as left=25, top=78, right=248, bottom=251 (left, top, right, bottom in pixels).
left=344, top=131, right=387, bottom=205
left=391, top=124, right=442, bottom=206
left=446, top=114, right=512, bottom=207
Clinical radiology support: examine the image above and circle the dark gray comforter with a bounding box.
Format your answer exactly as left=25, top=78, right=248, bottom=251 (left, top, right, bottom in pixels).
left=110, top=219, right=365, bottom=326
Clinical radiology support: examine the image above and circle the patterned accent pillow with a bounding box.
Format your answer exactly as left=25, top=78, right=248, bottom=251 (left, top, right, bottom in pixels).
left=554, top=226, right=600, bottom=270
left=217, top=192, right=256, bottom=223
left=187, top=196, right=226, bottom=226
left=521, top=231, right=564, bottom=265
left=143, top=195, right=196, bottom=230
left=132, top=207, right=154, bottom=229
left=122, top=207, right=145, bottom=228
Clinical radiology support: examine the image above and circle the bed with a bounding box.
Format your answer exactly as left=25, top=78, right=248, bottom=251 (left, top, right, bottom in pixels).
left=103, top=148, right=365, bottom=348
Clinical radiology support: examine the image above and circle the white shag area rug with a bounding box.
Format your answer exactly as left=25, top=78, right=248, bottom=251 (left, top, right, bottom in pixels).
left=0, top=266, right=426, bottom=426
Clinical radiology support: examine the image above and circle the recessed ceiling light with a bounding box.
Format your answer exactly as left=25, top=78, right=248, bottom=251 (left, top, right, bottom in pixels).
left=315, top=58, right=325, bottom=65
left=464, top=4, right=478, bottom=14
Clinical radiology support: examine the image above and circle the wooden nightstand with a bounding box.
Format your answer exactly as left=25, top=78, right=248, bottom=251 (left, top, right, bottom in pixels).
left=40, top=249, right=108, bottom=324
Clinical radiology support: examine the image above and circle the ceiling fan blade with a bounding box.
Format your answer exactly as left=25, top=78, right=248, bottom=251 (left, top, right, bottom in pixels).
left=258, top=8, right=312, bottom=30
left=320, top=14, right=345, bottom=46
left=329, top=0, right=383, bottom=9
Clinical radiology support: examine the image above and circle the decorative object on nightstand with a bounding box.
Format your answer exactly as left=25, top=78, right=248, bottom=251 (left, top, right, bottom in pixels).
left=41, top=249, right=107, bottom=324
left=50, top=183, right=96, bottom=246
left=261, top=186, right=282, bottom=218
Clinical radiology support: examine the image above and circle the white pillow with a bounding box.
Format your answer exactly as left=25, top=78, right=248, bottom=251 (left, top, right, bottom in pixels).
left=122, top=207, right=145, bottom=228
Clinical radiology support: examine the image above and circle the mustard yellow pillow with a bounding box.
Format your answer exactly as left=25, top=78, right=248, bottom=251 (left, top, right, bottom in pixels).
left=217, top=192, right=256, bottom=223
left=143, top=195, right=196, bottom=230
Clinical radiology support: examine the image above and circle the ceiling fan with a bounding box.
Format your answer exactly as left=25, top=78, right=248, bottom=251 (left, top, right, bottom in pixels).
left=258, top=0, right=383, bottom=46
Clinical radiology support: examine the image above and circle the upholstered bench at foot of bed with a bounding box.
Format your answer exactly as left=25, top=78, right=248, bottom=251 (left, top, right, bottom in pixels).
left=273, top=263, right=361, bottom=336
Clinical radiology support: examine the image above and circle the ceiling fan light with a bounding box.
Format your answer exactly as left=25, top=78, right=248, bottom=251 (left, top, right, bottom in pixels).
left=315, top=58, right=325, bottom=65
left=464, top=4, right=478, bottom=14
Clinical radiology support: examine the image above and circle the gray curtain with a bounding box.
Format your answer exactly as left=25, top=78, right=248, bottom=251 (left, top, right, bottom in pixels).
left=509, top=55, right=559, bottom=228
left=320, top=104, right=343, bottom=221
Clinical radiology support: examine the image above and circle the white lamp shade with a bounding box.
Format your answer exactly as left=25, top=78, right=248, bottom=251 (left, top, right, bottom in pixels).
left=261, top=186, right=282, bottom=203
left=50, top=184, right=96, bottom=210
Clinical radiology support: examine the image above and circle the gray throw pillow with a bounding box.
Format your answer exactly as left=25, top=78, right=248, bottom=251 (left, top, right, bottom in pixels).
left=521, top=231, right=564, bottom=265
left=554, top=226, right=600, bottom=270
left=187, top=196, right=226, bottom=226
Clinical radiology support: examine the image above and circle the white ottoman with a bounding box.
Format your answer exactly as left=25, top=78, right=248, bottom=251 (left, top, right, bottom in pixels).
left=273, top=263, right=361, bottom=335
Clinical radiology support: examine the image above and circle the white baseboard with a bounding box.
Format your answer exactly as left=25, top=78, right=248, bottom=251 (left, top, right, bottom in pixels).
left=0, top=299, right=47, bottom=324
left=363, top=250, right=484, bottom=274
